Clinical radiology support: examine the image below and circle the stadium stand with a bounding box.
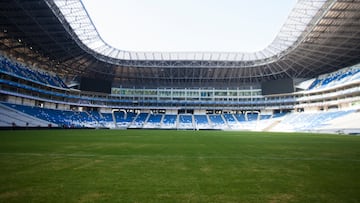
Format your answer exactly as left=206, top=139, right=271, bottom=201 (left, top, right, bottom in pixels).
left=0, top=55, right=67, bottom=89
left=144, top=114, right=163, bottom=128
left=1, top=56, right=359, bottom=132
left=113, top=112, right=137, bottom=128
left=1, top=102, right=101, bottom=128
left=208, top=115, right=227, bottom=129
left=272, top=112, right=288, bottom=118
left=308, top=66, right=360, bottom=90
left=260, top=115, right=272, bottom=120
left=178, top=115, right=194, bottom=129
left=271, top=110, right=356, bottom=132
left=162, top=115, right=177, bottom=129
left=1, top=0, right=360, bottom=134
left=223, top=114, right=239, bottom=129
left=0, top=103, right=51, bottom=127
left=234, top=114, right=246, bottom=122
left=1, top=96, right=359, bottom=133
left=129, top=113, right=149, bottom=128
left=246, top=113, right=259, bottom=122
left=194, top=115, right=210, bottom=130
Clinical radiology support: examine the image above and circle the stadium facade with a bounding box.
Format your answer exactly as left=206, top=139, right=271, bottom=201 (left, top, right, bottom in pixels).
left=1, top=0, right=360, bottom=133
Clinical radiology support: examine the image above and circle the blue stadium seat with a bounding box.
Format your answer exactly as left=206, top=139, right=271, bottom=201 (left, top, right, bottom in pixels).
left=234, top=114, right=246, bottom=122
left=194, top=115, right=208, bottom=124
left=209, top=115, right=224, bottom=124
left=163, top=115, right=177, bottom=125
left=2, top=102, right=101, bottom=128
left=0, top=55, right=68, bottom=88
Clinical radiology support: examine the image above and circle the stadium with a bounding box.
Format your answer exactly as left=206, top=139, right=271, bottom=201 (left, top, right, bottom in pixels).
left=0, top=0, right=360, bottom=202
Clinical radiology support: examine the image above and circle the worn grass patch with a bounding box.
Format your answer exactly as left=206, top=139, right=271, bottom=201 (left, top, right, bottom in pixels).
left=0, top=129, right=359, bottom=202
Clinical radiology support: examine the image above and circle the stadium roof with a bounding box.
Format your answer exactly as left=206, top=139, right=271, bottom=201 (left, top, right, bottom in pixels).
left=54, top=0, right=319, bottom=62
left=67, top=0, right=297, bottom=53
left=1, top=0, right=360, bottom=88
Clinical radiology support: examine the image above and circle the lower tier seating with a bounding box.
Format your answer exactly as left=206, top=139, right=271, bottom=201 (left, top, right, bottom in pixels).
left=1, top=102, right=357, bottom=133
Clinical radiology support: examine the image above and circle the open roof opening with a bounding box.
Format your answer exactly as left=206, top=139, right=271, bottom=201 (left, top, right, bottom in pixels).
left=81, top=0, right=296, bottom=52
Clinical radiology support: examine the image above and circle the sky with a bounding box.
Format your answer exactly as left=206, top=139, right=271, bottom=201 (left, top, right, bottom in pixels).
left=81, top=0, right=297, bottom=52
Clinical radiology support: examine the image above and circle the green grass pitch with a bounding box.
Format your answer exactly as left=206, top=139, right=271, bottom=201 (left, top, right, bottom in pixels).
left=0, top=130, right=359, bottom=202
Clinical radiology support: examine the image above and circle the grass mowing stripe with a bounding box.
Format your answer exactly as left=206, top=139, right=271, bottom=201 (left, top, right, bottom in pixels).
left=0, top=152, right=359, bottom=162
left=0, top=129, right=359, bottom=203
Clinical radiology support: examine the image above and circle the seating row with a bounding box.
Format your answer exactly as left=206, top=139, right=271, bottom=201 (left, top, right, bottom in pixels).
left=0, top=55, right=67, bottom=88
left=1, top=102, right=286, bottom=129
left=308, top=66, right=360, bottom=90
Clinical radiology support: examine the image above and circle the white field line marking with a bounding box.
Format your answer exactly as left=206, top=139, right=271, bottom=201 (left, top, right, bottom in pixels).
left=0, top=152, right=359, bottom=162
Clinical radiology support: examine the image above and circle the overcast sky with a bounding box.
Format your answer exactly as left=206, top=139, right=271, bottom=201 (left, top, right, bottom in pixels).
left=81, top=0, right=297, bottom=52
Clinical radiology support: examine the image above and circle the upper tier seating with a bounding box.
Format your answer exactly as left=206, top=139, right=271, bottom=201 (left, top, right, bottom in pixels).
left=308, top=66, right=360, bottom=90
left=0, top=55, right=67, bottom=88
